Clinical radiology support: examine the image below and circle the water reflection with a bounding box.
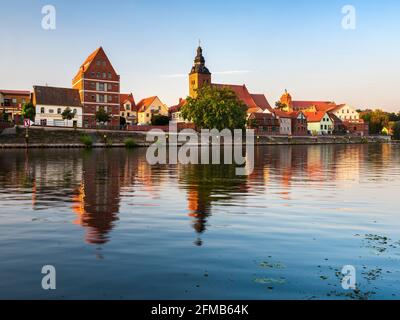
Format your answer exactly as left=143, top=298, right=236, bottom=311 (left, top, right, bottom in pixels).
left=0, top=144, right=399, bottom=247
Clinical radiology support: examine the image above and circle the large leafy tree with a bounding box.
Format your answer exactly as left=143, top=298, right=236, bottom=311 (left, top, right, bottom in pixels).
left=21, top=102, right=36, bottom=121
left=95, top=107, right=111, bottom=124
left=151, top=115, right=169, bottom=126
left=180, top=85, right=247, bottom=131
left=393, top=121, right=400, bottom=140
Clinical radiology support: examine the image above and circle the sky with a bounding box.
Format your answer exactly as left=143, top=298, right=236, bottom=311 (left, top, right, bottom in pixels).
left=0, top=0, right=399, bottom=111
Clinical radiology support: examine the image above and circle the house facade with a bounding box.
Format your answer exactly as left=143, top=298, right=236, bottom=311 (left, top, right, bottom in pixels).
left=136, top=96, right=169, bottom=125
left=329, top=104, right=360, bottom=121
left=120, top=93, right=137, bottom=125
left=72, top=47, right=120, bottom=127
left=273, top=110, right=292, bottom=135
left=248, top=113, right=280, bottom=135
left=290, top=111, right=308, bottom=136
left=305, top=111, right=334, bottom=135
left=0, top=89, right=31, bottom=122
left=33, top=86, right=83, bottom=127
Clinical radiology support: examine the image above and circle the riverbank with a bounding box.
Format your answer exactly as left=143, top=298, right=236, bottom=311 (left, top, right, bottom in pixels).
left=0, top=126, right=392, bottom=148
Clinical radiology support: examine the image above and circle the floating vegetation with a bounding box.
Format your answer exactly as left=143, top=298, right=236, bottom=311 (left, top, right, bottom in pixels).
left=355, top=233, right=399, bottom=255
left=259, top=261, right=286, bottom=269
left=254, top=277, right=286, bottom=285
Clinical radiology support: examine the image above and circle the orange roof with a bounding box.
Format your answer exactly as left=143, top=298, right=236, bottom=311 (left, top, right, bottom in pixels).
left=136, top=96, right=158, bottom=112
left=169, top=98, right=187, bottom=113
left=273, top=110, right=293, bottom=118
left=213, top=83, right=259, bottom=110
left=251, top=94, right=273, bottom=112
left=304, top=111, right=327, bottom=122
left=120, top=93, right=136, bottom=111
left=292, top=101, right=336, bottom=112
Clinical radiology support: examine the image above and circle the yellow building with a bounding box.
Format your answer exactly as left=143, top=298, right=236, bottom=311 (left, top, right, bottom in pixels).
left=189, top=46, right=212, bottom=98
left=136, top=96, right=169, bottom=125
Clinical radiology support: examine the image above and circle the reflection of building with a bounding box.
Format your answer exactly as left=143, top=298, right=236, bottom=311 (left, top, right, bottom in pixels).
left=33, top=86, right=83, bottom=127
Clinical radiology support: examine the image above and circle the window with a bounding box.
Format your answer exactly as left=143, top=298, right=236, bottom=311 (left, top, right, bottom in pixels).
left=98, top=83, right=105, bottom=91
left=22, top=99, right=26, bottom=104
left=12, top=98, right=17, bottom=103
left=57, top=108, right=62, bottom=114
left=146, top=113, right=150, bottom=118
left=49, top=109, right=54, bottom=114
left=41, top=107, right=45, bottom=114
left=320, top=125, right=323, bottom=130
left=103, top=73, right=106, bottom=78
left=108, top=73, right=112, bottom=79
left=102, top=61, right=106, bottom=67
left=108, top=95, right=112, bottom=102
left=73, top=109, right=77, bottom=114
left=96, top=60, right=101, bottom=66
left=40, top=119, right=47, bottom=126
left=91, top=72, right=95, bottom=77
left=97, top=72, right=100, bottom=78
left=126, top=104, right=130, bottom=110
left=108, top=84, right=112, bottom=91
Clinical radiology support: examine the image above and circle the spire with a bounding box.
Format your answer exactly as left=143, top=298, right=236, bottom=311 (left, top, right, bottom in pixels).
left=190, top=45, right=211, bottom=75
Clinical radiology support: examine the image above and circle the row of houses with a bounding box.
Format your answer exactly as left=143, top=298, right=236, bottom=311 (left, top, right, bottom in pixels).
left=1, top=46, right=368, bottom=135
left=168, top=46, right=368, bottom=136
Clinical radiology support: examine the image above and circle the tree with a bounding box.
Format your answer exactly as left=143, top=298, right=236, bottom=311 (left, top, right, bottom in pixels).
left=95, top=107, right=111, bottom=124
left=151, top=114, right=169, bottom=126
left=1, top=108, right=8, bottom=122
left=61, top=107, right=75, bottom=121
left=393, top=121, right=400, bottom=140
left=360, top=109, right=389, bottom=134
left=275, top=101, right=287, bottom=111
left=180, top=85, right=247, bottom=131
left=21, top=102, right=36, bottom=121
left=120, top=116, right=127, bottom=127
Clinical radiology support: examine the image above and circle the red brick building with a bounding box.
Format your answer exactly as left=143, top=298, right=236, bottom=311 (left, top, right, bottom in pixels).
left=248, top=112, right=280, bottom=135
left=72, top=47, right=120, bottom=127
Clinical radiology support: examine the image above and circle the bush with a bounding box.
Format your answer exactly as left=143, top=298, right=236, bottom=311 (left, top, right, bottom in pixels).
left=80, top=135, right=93, bottom=147
left=151, top=115, right=170, bottom=126
left=124, top=138, right=137, bottom=148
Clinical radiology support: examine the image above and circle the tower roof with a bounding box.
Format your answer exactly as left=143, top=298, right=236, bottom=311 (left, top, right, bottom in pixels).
left=190, top=46, right=211, bottom=75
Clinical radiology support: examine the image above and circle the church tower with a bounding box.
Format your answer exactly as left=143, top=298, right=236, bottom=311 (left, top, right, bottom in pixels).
left=189, top=46, right=211, bottom=98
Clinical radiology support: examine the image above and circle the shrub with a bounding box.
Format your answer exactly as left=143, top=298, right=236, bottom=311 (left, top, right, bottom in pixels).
left=124, top=138, right=137, bottom=148
left=80, top=135, right=93, bottom=147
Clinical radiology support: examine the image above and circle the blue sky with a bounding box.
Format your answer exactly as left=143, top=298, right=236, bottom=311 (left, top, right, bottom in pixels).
left=0, top=0, right=399, bottom=110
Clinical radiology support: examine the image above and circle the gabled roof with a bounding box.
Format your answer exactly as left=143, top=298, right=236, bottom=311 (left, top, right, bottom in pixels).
left=136, top=96, right=158, bottom=113
left=73, top=47, right=119, bottom=82
left=328, top=113, right=343, bottom=124
left=120, top=93, right=136, bottom=111
left=304, top=111, right=328, bottom=122
left=213, top=84, right=259, bottom=110
left=33, top=86, right=81, bottom=107
left=273, top=110, right=293, bottom=118
left=0, top=89, right=30, bottom=96
left=251, top=94, right=273, bottom=112
left=169, top=98, right=187, bottom=113
left=292, top=101, right=337, bottom=112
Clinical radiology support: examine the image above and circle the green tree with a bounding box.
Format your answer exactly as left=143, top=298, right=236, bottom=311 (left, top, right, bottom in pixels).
left=120, top=116, right=127, bottom=127
left=275, top=101, right=287, bottom=111
left=21, top=102, right=36, bottom=121
left=151, top=114, right=169, bottom=126
left=360, top=109, right=389, bottom=134
left=61, top=107, right=75, bottom=121
left=1, top=108, right=9, bottom=122
left=95, top=107, right=111, bottom=124
left=393, top=121, right=400, bottom=140
left=180, top=85, right=247, bottom=131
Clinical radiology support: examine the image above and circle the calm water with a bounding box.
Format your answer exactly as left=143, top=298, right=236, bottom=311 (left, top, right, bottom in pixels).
left=0, top=145, right=399, bottom=300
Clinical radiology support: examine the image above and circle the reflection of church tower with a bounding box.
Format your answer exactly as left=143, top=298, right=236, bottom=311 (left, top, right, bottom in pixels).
left=280, top=89, right=293, bottom=112
left=189, top=45, right=212, bottom=98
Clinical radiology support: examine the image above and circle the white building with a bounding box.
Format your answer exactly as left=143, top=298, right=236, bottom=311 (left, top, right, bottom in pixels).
left=329, top=104, right=360, bottom=121
left=272, top=110, right=292, bottom=135
left=33, top=86, right=83, bottom=127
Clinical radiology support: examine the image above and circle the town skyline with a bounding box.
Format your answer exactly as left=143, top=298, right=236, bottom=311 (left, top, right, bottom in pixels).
left=1, top=0, right=399, bottom=111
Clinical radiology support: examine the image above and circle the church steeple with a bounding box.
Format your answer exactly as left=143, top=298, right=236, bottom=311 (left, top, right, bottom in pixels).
left=189, top=45, right=212, bottom=98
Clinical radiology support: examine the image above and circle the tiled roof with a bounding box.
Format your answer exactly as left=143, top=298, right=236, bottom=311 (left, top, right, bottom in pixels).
left=120, top=93, right=136, bottom=111
left=273, top=110, right=293, bottom=118
left=250, top=94, right=273, bottom=112
left=136, top=96, right=158, bottom=113
left=169, top=99, right=187, bottom=113
left=33, top=86, right=82, bottom=107
left=213, top=83, right=259, bottom=110
left=304, top=111, right=327, bottom=122
left=0, top=89, right=30, bottom=96
left=292, top=101, right=337, bottom=112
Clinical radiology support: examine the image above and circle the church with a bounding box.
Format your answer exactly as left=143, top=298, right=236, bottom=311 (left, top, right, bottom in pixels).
left=170, top=46, right=275, bottom=124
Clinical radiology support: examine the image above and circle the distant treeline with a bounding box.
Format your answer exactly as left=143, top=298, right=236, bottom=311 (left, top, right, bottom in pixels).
left=358, top=109, right=400, bottom=139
